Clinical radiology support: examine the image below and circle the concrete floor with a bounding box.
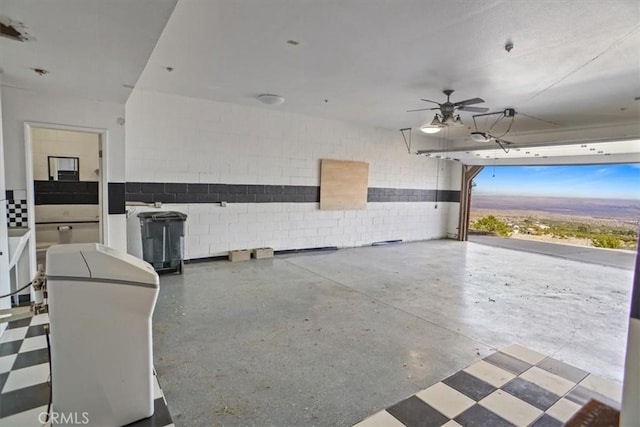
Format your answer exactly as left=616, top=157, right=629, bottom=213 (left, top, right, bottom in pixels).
left=469, top=234, right=637, bottom=270
left=152, top=239, right=635, bottom=426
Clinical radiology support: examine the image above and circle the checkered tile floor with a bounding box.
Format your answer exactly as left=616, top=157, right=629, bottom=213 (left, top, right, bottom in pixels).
left=354, top=344, right=622, bottom=427
left=0, top=314, right=174, bottom=427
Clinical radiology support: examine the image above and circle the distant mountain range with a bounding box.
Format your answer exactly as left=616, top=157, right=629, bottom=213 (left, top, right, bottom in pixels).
left=471, top=195, right=640, bottom=221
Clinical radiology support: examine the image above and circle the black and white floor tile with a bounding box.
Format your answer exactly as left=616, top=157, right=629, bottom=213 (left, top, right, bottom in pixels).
left=2, top=315, right=623, bottom=427
left=0, top=314, right=174, bottom=427
left=354, top=344, right=622, bottom=427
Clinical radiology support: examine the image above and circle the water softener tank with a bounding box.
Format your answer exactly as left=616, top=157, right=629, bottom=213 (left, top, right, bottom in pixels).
left=46, top=243, right=159, bottom=426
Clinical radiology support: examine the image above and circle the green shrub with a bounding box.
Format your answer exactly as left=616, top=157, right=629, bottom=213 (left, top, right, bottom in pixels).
left=472, top=215, right=512, bottom=237
left=591, top=234, right=621, bottom=249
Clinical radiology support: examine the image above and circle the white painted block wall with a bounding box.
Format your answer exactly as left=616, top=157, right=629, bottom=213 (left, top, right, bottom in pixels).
left=125, top=89, right=461, bottom=258
left=0, top=87, right=10, bottom=336
left=1, top=87, right=127, bottom=250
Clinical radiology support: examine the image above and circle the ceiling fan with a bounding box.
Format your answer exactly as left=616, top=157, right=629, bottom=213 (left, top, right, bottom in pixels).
left=407, top=89, right=489, bottom=134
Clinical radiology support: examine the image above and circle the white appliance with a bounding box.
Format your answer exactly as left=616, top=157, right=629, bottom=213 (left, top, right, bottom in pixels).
left=46, top=243, right=159, bottom=426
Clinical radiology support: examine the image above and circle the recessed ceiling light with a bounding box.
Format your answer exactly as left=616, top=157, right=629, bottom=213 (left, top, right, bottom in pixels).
left=287, top=40, right=300, bottom=45
left=257, top=94, right=285, bottom=105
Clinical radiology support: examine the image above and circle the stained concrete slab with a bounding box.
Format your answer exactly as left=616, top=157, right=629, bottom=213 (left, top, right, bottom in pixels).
left=152, top=239, right=634, bottom=426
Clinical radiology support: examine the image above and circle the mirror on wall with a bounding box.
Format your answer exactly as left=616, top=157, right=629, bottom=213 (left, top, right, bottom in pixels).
left=48, top=156, right=79, bottom=181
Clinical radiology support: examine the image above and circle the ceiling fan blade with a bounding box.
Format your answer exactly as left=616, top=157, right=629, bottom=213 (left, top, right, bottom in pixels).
left=458, top=106, right=489, bottom=113
left=517, top=112, right=561, bottom=126
left=406, top=107, right=439, bottom=112
left=420, top=98, right=441, bottom=105
left=454, top=97, right=484, bottom=106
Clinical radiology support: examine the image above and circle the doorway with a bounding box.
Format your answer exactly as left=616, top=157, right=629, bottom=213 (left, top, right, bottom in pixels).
left=27, top=127, right=104, bottom=268
left=467, top=163, right=639, bottom=251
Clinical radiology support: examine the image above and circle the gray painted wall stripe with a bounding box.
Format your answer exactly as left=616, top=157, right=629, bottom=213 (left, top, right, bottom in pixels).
left=108, top=182, right=126, bottom=214
left=125, top=182, right=460, bottom=204
left=34, top=180, right=99, bottom=205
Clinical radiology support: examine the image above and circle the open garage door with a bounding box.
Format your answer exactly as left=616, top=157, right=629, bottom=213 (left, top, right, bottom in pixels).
left=424, top=138, right=640, bottom=242
left=465, top=163, right=639, bottom=253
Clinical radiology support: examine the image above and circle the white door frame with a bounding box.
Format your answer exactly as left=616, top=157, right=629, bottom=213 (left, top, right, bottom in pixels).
left=23, top=121, right=109, bottom=276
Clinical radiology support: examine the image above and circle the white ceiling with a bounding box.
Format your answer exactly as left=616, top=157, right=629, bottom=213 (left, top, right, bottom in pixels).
left=1, top=0, right=639, bottom=161
left=136, top=0, right=640, bottom=147
left=0, top=0, right=177, bottom=103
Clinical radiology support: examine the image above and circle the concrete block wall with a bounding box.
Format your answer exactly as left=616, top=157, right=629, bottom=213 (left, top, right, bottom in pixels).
left=125, top=89, right=461, bottom=259
left=1, top=86, right=127, bottom=251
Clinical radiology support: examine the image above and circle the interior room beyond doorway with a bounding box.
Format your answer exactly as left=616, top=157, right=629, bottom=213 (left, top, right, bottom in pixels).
left=30, top=128, right=102, bottom=268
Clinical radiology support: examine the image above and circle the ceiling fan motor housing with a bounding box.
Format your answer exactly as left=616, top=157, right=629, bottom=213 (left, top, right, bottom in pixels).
left=440, top=103, right=455, bottom=116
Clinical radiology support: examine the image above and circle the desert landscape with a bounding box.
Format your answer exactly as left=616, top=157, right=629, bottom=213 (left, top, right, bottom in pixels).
left=469, top=195, right=639, bottom=250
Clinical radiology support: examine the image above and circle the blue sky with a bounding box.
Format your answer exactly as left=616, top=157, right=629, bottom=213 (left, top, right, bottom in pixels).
left=473, top=164, right=640, bottom=199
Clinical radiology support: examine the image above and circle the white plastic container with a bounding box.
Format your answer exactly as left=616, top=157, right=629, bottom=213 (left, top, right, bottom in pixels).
left=46, top=243, right=159, bottom=426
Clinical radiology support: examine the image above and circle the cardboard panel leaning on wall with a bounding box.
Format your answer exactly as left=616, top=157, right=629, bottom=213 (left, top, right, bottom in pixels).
left=320, top=159, right=369, bottom=210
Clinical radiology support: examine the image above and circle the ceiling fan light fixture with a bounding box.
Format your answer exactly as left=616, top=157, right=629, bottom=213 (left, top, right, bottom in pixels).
left=470, top=131, right=490, bottom=143
left=420, top=125, right=442, bottom=134
left=257, top=94, right=285, bottom=105
left=452, top=115, right=464, bottom=127
left=430, top=114, right=442, bottom=126
left=420, top=115, right=444, bottom=133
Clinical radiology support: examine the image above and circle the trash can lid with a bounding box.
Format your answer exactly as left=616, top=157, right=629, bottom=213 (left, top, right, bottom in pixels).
left=137, top=211, right=187, bottom=221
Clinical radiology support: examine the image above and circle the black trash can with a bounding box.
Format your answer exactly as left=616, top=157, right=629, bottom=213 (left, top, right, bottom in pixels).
left=138, top=211, right=187, bottom=274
